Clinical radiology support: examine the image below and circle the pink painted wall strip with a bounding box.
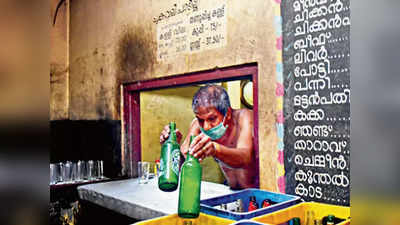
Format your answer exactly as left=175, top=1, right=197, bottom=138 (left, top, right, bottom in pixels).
left=274, top=0, right=285, bottom=194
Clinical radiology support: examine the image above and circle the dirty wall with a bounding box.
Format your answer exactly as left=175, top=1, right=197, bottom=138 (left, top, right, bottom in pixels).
left=54, top=0, right=280, bottom=191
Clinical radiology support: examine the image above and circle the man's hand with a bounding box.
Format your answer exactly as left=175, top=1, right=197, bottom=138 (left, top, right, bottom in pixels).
left=188, top=133, right=218, bottom=162
left=159, top=124, right=183, bottom=145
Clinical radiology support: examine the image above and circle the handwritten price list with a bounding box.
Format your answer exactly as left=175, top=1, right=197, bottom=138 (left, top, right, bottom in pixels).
left=282, top=0, right=350, bottom=206
left=156, top=1, right=227, bottom=61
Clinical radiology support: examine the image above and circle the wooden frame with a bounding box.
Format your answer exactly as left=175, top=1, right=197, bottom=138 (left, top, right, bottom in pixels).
left=122, top=63, right=259, bottom=187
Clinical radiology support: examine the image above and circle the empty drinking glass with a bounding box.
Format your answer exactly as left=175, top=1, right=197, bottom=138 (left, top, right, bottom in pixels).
left=77, top=160, right=85, bottom=181
left=97, top=160, right=104, bottom=179
left=138, top=161, right=150, bottom=184
left=63, top=161, right=73, bottom=183
left=71, top=162, right=78, bottom=182
left=58, top=162, right=64, bottom=183
left=88, top=160, right=95, bottom=180
left=50, top=164, right=58, bottom=185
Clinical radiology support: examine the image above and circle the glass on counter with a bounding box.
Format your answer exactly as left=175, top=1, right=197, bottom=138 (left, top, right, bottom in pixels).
left=50, top=160, right=106, bottom=186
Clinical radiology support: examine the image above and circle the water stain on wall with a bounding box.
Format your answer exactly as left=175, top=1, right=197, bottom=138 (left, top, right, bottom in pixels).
left=115, top=24, right=156, bottom=118
left=50, top=63, right=68, bottom=84
left=96, top=84, right=113, bottom=119
left=115, top=24, right=156, bottom=81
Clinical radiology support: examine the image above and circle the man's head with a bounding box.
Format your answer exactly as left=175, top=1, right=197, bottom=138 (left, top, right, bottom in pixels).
left=192, top=85, right=232, bottom=139
left=192, top=84, right=231, bottom=116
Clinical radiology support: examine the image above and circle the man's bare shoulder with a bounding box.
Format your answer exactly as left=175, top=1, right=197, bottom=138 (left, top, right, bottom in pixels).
left=233, top=108, right=253, bottom=121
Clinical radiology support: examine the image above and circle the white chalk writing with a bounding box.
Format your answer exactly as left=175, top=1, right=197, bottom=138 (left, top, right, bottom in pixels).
left=294, top=153, right=347, bottom=169
left=287, top=0, right=350, bottom=204
left=293, top=125, right=333, bottom=137
left=293, top=89, right=350, bottom=109
left=294, top=60, right=331, bottom=78
left=295, top=183, right=323, bottom=199
left=294, top=170, right=349, bottom=187
left=293, top=109, right=325, bottom=121
left=294, top=14, right=350, bottom=36
left=294, top=139, right=347, bottom=153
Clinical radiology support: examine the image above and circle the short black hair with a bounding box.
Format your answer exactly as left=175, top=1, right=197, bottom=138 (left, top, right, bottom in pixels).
left=192, top=85, right=231, bottom=115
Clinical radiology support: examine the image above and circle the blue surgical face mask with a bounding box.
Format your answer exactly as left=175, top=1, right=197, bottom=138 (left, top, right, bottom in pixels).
left=200, top=116, right=228, bottom=140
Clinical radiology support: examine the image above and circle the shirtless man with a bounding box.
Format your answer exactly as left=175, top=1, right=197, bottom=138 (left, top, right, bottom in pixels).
left=160, top=85, right=257, bottom=189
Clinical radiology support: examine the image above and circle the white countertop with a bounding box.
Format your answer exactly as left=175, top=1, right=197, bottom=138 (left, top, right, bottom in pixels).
left=77, top=177, right=234, bottom=220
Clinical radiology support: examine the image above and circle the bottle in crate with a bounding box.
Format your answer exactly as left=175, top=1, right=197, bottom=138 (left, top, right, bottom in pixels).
left=248, top=196, right=259, bottom=212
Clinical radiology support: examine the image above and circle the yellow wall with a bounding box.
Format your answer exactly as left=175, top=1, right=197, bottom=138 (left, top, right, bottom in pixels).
left=225, top=81, right=241, bottom=109
left=140, top=86, right=225, bottom=183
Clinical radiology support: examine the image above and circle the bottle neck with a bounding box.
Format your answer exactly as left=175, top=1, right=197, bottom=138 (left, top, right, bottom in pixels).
left=169, top=122, right=177, bottom=141
left=169, top=131, right=177, bottom=141
left=186, top=135, right=198, bottom=162
left=186, top=152, right=197, bottom=162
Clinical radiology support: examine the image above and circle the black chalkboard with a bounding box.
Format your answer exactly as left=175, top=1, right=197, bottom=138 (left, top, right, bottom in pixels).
left=282, top=0, right=350, bottom=206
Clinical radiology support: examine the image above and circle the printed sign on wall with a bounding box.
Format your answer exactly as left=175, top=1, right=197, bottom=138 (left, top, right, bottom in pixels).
left=155, top=0, right=227, bottom=61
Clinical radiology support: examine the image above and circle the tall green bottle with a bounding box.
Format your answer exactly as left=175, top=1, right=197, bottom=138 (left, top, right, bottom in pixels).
left=158, top=122, right=180, bottom=192
left=178, top=135, right=202, bottom=218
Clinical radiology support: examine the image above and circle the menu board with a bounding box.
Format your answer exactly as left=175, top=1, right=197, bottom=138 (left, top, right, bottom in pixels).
left=156, top=0, right=227, bottom=61
left=282, top=0, right=350, bottom=206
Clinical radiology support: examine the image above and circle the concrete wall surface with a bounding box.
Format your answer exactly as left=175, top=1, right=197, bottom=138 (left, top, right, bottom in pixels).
left=63, top=0, right=279, bottom=191
left=50, top=0, right=69, bottom=120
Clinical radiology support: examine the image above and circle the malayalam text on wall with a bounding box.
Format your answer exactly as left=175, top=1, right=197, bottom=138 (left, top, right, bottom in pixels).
left=155, top=0, right=227, bottom=61
left=282, top=0, right=350, bottom=206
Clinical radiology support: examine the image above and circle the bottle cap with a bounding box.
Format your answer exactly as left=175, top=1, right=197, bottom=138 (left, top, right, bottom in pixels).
left=292, top=217, right=301, bottom=225
left=262, top=199, right=271, bottom=207
left=249, top=196, right=256, bottom=202
left=327, top=215, right=335, bottom=221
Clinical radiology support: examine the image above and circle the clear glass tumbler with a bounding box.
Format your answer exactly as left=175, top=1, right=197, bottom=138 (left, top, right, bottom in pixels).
left=97, top=160, right=104, bottom=179
left=63, top=161, right=73, bottom=183
left=88, top=160, right=95, bottom=180
left=138, top=161, right=150, bottom=184
left=50, top=164, right=58, bottom=185
left=58, top=162, right=64, bottom=183
left=77, top=160, right=85, bottom=181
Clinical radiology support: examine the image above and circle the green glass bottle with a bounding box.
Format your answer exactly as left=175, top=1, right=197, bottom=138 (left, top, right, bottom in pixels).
left=290, top=217, right=301, bottom=225
left=326, top=215, right=335, bottom=225
left=158, top=122, right=180, bottom=192
left=178, top=135, right=202, bottom=218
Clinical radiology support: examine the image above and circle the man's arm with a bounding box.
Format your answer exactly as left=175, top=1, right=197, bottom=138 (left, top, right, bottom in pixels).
left=191, top=109, right=254, bottom=168
left=180, top=119, right=201, bottom=158
left=213, top=109, right=254, bottom=168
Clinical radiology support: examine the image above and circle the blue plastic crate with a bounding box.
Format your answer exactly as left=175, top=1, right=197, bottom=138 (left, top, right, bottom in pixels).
left=200, top=188, right=301, bottom=221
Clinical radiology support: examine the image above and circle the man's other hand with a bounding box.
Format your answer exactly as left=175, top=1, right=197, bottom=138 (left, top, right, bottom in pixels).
left=159, top=124, right=182, bottom=145
left=189, top=133, right=217, bottom=162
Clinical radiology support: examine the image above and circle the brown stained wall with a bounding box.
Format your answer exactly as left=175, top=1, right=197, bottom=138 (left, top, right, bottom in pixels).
left=50, top=0, right=69, bottom=120
left=68, top=0, right=279, bottom=191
